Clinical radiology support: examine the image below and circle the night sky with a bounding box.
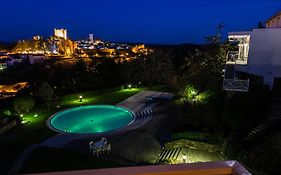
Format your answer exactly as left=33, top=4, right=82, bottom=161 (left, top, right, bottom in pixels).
left=1, top=0, right=280, bottom=44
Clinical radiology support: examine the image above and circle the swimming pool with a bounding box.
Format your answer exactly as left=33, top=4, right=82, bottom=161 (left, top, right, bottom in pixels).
left=48, top=105, right=134, bottom=134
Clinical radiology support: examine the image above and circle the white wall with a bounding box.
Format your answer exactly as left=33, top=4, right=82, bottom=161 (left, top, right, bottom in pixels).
left=236, top=28, right=281, bottom=89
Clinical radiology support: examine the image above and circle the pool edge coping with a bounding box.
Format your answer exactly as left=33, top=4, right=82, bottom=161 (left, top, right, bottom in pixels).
left=46, top=104, right=136, bottom=135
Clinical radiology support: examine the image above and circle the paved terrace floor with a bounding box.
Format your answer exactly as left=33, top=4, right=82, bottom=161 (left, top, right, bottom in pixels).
left=116, top=90, right=174, bottom=113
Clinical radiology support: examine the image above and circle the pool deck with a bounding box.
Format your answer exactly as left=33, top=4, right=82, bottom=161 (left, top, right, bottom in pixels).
left=40, top=90, right=174, bottom=148
left=116, top=90, right=174, bottom=113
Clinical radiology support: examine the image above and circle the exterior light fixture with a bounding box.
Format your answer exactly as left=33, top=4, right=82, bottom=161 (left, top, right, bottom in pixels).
left=128, top=84, right=132, bottom=89
left=79, top=95, right=83, bottom=102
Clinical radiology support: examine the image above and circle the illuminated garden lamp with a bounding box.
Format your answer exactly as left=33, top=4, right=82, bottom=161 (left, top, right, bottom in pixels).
left=128, top=84, right=132, bottom=90
left=20, top=114, right=23, bottom=118
left=79, top=95, right=83, bottom=102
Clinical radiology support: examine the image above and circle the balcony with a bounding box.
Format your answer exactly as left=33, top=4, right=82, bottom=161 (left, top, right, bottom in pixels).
left=226, top=51, right=248, bottom=65
left=223, top=79, right=249, bottom=92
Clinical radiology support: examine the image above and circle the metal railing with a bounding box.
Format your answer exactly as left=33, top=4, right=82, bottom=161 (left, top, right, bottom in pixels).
left=223, top=79, right=250, bottom=92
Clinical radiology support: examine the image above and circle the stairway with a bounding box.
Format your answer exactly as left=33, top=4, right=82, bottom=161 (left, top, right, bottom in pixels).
left=155, top=147, right=182, bottom=164
left=126, top=108, right=153, bottom=130
left=243, top=98, right=281, bottom=143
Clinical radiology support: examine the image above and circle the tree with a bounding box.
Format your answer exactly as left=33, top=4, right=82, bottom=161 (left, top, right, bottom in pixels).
left=137, top=49, right=174, bottom=88
left=13, top=96, right=35, bottom=114
left=95, top=59, right=122, bottom=87
left=0, top=42, right=8, bottom=51
left=38, top=81, right=53, bottom=107
left=182, top=23, right=227, bottom=92
left=257, top=21, right=265, bottom=29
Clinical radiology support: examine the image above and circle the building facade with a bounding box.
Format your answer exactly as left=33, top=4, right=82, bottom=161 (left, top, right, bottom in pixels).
left=224, top=11, right=281, bottom=92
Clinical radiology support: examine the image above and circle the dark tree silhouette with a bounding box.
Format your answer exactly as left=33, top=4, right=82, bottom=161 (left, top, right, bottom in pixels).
left=182, top=23, right=227, bottom=91
left=137, top=49, right=174, bottom=88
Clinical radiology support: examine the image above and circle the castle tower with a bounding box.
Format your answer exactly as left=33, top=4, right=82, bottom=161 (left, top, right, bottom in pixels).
left=54, top=28, right=68, bottom=40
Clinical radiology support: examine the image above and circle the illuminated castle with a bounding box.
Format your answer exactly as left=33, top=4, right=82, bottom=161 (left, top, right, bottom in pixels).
left=54, top=28, right=67, bottom=40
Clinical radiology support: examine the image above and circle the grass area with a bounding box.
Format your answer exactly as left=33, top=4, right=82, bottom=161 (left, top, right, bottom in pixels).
left=19, top=147, right=121, bottom=174
left=171, top=131, right=224, bottom=144
left=164, top=139, right=222, bottom=164
left=0, top=87, right=142, bottom=175
left=172, top=131, right=208, bottom=142
left=61, top=88, right=141, bottom=107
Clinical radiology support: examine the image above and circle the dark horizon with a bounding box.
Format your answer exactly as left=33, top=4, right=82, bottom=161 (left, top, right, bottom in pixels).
left=0, top=0, right=280, bottom=44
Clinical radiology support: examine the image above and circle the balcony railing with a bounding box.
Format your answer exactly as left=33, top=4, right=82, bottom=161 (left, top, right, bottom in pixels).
left=223, top=79, right=249, bottom=92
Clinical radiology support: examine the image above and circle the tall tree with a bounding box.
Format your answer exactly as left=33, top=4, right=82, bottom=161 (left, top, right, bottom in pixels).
left=182, top=23, right=227, bottom=91
left=38, top=81, right=53, bottom=107
left=13, top=96, right=35, bottom=114
left=137, top=49, right=174, bottom=88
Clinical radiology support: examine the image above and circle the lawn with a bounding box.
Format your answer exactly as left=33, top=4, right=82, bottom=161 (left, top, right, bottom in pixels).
left=0, top=87, right=142, bottom=175
left=60, top=88, right=141, bottom=107
left=164, top=139, right=222, bottom=164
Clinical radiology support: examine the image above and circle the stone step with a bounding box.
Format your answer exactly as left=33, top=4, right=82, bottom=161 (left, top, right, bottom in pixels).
left=271, top=105, right=281, bottom=110
left=155, top=148, right=182, bottom=164
left=270, top=113, right=281, bottom=118
left=271, top=116, right=281, bottom=120
left=256, top=126, right=266, bottom=130
left=243, top=101, right=281, bottom=143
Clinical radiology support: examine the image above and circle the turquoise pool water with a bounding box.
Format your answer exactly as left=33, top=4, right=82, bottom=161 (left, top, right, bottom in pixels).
left=49, top=105, right=134, bottom=134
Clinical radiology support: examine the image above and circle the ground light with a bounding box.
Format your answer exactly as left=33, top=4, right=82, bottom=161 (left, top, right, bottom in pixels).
left=20, top=114, right=29, bottom=124
left=79, top=95, right=83, bottom=102
left=128, top=84, right=132, bottom=90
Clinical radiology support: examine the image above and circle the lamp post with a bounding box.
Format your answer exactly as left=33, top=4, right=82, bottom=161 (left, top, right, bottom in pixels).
left=79, top=95, right=83, bottom=102
left=128, top=84, right=132, bottom=90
